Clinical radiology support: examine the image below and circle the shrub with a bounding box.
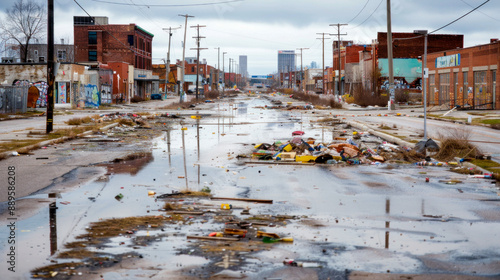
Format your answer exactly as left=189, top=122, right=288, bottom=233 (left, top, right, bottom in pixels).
left=131, top=96, right=144, bottom=103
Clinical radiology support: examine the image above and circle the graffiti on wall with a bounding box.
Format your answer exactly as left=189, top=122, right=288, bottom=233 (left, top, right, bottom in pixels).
left=84, top=84, right=100, bottom=107
left=58, top=83, right=67, bottom=103
left=33, top=81, right=48, bottom=107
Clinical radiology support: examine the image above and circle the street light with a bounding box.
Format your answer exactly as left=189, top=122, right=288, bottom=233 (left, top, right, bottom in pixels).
left=414, top=30, right=428, bottom=140
left=222, top=52, right=227, bottom=95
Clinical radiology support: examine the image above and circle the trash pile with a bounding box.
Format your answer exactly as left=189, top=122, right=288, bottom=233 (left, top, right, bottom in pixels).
left=251, top=130, right=413, bottom=165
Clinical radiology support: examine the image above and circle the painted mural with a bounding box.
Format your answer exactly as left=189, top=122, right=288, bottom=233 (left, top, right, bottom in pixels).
left=84, top=84, right=100, bottom=108
left=13, top=80, right=48, bottom=108
left=378, top=58, right=422, bottom=85
left=33, top=81, right=48, bottom=107
left=58, top=83, right=67, bottom=103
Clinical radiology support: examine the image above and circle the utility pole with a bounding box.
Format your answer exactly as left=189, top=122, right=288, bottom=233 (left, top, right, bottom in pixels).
left=297, top=48, right=309, bottom=92
left=162, top=26, right=181, bottom=97
left=228, top=58, right=232, bottom=88
left=190, top=24, right=207, bottom=100
left=386, top=0, right=395, bottom=110
left=317, top=33, right=333, bottom=95
left=222, top=52, right=227, bottom=96
left=178, top=14, right=194, bottom=103
left=215, top=47, right=220, bottom=91
left=46, top=0, right=54, bottom=133
left=330, top=24, right=347, bottom=96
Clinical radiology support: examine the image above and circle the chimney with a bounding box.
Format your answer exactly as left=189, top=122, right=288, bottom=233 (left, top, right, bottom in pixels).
left=491, top=38, right=499, bottom=43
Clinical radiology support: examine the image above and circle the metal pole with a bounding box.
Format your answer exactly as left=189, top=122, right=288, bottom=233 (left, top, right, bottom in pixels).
left=181, top=124, right=189, bottom=189
left=46, top=0, right=54, bottom=133
left=386, top=0, right=395, bottom=109
left=178, top=14, right=194, bottom=103
left=162, top=26, right=180, bottom=97
left=423, top=33, right=428, bottom=140
left=222, top=52, right=226, bottom=96
left=215, top=47, right=220, bottom=91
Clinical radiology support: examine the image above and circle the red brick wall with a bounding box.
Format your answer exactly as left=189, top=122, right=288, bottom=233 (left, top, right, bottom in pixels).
left=377, top=32, right=464, bottom=59
left=74, top=24, right=152, bottom=70
left=426, top=41, right=500, bottom=109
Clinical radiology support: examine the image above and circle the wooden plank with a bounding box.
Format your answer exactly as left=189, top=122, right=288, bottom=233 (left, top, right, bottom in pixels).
left=211, top=197, right=273, bottom=204
left=187, top=236, right=240, bottom=242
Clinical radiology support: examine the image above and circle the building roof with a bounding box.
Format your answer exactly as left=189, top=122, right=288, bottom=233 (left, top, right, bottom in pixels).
left=135, top=25, right=154, bottom=38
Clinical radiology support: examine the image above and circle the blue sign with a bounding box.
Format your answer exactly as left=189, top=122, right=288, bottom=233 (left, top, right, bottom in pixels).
left=251, top=75, right=273, bottom=79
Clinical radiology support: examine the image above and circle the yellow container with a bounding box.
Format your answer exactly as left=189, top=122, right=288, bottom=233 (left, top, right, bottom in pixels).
left=221, top=204, right=232, bottom=210
left=283, top=144, right=293, bottom=152
left=295, top=155, right=317, bottom=162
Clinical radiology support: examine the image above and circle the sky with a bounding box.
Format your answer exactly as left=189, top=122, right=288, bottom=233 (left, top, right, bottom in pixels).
left=0, top=0, right=499, bottom=75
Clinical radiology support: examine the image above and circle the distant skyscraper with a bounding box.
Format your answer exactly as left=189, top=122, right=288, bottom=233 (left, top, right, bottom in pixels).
left=239, top=55, right=247, bottom=77
left=310, top=61, right=318, bottom=69
left=277, top=50, right=295, bottom=73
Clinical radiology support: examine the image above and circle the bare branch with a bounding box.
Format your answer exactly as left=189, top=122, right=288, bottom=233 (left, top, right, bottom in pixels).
left=0, top=0, right=47, bottom=62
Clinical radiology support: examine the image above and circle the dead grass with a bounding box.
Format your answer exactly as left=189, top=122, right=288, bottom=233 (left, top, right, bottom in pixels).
left=31, top=262, right=83, bottom=275
left=77, top=216, right=168, bottom=239
left=67, top=116, right=93, bottom=125
left=287, top=90, right=343, bottom=109
left=58, top=249, right=97, bottom=259
left=435, top=127, right=479, bottom=162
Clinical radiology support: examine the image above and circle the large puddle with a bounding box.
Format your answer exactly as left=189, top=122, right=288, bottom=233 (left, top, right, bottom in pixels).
left=1, top=95, right=500, bottom=279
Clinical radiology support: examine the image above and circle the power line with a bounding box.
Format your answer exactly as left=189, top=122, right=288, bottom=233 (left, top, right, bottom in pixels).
left=430, top=0, right=489, bottom=34
left=346, top=0, right=370, bottom=24
left=459, top=0, right=499, bottom=22
left=350, top=0, right=384, bottom=29
left=89, top=0, right=244, bottom=7
left=394, top=0, right=490, bottom=42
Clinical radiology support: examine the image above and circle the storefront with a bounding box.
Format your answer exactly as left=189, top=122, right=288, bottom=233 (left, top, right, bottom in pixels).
left=426, top=40, right=499, bottom=109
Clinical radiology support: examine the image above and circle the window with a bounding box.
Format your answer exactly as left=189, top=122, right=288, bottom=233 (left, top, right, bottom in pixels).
left=463, top=71, right=468, bottom=105
left=88, top=50, right=97, bottom=61
left=57, top=50, right=67, bottom=60
left=88, top=31, right=97, bottom=45
left=38, top=56, right=45, bottom=62
left=191, top=66, right=195, bottom=72
left=439, top=73, right=450, bottom=105
left=34, top=50, right=38, bottom=55
left=474, top=71, right=488, bottom=109
left=128, top=35, right=134, bottom=46
left=453, top=72, right=458, bottom=106
left=428, top=74, right=435, bottom=105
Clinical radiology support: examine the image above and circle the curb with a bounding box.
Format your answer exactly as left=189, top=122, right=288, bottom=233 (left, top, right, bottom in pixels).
left=0, top=122, right=119, bottom=160
left=345, top=120, right=416, bottom=149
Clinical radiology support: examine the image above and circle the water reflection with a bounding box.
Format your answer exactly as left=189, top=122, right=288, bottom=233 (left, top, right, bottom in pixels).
left=385, top=198, right=390, bottom=249
left=49, top=202, right=57, bottom=255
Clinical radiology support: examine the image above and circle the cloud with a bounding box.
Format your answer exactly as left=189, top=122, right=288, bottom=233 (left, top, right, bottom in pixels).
left=0, top=0, right=499, bottom=74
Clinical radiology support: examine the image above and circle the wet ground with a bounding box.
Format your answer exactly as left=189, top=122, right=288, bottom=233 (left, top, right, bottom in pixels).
left=1, top=95, right=500, bottom=279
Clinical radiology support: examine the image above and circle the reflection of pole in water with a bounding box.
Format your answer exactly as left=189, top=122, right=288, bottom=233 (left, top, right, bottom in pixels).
left=385, top=198, right=390, bottom=249
left=181, top=123, right=189, bottom=190
left=322, top=126, right=324, bottom=143
left=49, top=202, right=57, bottom=255
left=166, top=128, right=172, bottom=166
left=197, top=164, right=201, bottom=186
left=196, top=111, right=200, bottom=161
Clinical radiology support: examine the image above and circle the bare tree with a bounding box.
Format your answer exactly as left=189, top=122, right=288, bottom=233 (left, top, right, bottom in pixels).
left=0, top=0, right=46, bottom=62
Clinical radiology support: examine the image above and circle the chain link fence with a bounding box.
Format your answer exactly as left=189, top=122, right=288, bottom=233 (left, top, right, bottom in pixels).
left=0, top=86, right=28, bottom=114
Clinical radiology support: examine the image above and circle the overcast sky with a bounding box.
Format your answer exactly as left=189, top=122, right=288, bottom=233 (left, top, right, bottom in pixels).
left=1, top=0, right=499, bottom=75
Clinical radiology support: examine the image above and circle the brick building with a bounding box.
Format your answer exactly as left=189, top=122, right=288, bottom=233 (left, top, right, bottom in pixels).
left=332, top=43, right=372, bottom=95
left=426, top=39, right=499, bottom=109
left=356, top=32, right=464, bottom=94
left=73, top=16, right=158, bottom=100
